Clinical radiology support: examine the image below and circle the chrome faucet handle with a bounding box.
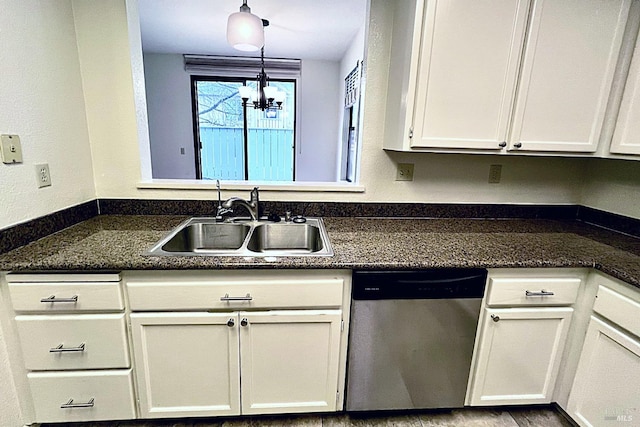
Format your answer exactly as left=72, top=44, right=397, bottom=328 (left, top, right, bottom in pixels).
left=250, top=187, right=260, bottom=218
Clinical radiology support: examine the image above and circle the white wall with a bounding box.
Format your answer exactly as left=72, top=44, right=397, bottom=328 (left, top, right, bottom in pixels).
left=73, top=0, right=143, bottom=199
left=337, top=23, right=367, bottom=181
left=143, top=53, right=196, bottom=179
left=296, top=60, right=342, bottom=181
left=0, top=0, right=96, bottom=230
left=581, top=159, right=640, bottom=219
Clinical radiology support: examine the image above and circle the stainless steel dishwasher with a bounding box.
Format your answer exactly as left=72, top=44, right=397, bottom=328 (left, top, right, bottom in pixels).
left=346, top=269, right=487, bottom=411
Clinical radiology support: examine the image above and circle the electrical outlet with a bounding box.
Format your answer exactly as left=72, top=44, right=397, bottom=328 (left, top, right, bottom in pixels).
left=35, top=163, right=51, bottom=188
left=488, top=164, right=502, bottom=184
left=396, top=163, right=414, bottom=181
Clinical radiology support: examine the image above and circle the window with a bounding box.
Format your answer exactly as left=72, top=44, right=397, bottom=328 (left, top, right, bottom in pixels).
left=191, top=76, right=296, bottom=181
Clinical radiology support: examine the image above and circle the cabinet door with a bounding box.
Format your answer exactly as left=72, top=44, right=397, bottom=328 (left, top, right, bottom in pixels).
left=567, top=317, right=640, bottom=426
left=411, top=0, right=530, bottom=150
left=509, top=0, right=631, bottom=152
left=468, top=307, right=573, bottom=406
left=611, top=31, right=640, bottom=155
left=130, top=313, right=240, bottom=418
left=239, top=310, right=342, bottom=415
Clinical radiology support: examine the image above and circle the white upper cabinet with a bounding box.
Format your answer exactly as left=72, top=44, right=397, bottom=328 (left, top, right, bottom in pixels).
left=610, top=22, right=640, bottom=155
left=384, top=0, right=632, bottom=154
left=509, top=0, right=631, bottom=153
left=410, top=0, right=530, bottom=150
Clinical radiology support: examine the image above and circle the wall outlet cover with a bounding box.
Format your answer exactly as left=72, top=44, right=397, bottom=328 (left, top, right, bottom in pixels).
left=489, top=164, right=502, bottom=184
left=35, top=163, right=51, bottom=188
left=396, top=163, right=414, bottom=181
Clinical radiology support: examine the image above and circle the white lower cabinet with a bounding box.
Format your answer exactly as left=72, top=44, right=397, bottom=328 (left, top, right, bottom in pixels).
left=567, top=317, right=640, bottom=426
left=4, top=273, right=133, bottom=424
left=468, top=307, right=573, bottom=405
left=125, top=270, right=350, bottom=420
left=131, top=310, right=342, bottom=418
left=566, top=277, right=640, bottom=427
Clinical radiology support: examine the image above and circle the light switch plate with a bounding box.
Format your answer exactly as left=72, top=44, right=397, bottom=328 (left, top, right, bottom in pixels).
left=1, top=134, right=23, bottom=164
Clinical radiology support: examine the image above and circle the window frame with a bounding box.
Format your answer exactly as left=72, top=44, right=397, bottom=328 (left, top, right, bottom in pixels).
left=190, top=75, right=298, bottom=181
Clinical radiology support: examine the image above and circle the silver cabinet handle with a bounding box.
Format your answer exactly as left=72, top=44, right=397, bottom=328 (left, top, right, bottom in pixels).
left=227, top=318, right=235, bottom=327
left=61, top=398, right=94, bottom=408
left=241, top=318, right=249, bottom=327
left=498, top=142, right=507, bottom=147
left=525, top=290, right=555, bottom=297
left=491, top=314, right=500, bottom=322
left=50, top=343, right=85, bottom=353
left=41, top=295, right=78, bottom=303
left=513, top=142, right=522, bottom=148
left=220, top=293, right=253, bottom=301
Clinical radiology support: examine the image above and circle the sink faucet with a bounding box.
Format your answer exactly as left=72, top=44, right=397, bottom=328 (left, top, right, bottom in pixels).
left=215, top=180, right=233, bottom=221
left=222, top=187, right=260, bottom=221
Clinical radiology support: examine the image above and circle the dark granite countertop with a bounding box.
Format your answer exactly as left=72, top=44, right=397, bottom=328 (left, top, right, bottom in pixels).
left=0, top=215, right=639, bottom=288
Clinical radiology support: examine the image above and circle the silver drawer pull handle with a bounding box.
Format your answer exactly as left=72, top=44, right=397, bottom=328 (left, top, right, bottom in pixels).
left=220, top=293, right=253, bottom=301
left=50, top=343, right=86, bottom=353
left=60, top=398, right=94, bottom=408
left=491, top=314, right=500, bottom=322
left=41, top=295, right=78, bottom=303
left=525, top=290, right=555, bottom=297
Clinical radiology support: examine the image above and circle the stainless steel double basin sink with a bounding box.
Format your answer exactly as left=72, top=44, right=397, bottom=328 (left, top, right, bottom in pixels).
left=145, top=217, right=333, bottom=257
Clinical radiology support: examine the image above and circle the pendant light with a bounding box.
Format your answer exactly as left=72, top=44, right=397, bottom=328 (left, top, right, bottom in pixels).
left=226, top=0, right=264, bottom=52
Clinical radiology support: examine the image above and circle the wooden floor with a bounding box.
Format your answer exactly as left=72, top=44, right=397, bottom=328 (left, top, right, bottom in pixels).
left=43, top=407, right=576, bottom=426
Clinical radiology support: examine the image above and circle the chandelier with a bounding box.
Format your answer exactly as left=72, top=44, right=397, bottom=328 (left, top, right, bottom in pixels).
left=238, top=46, right=285, bottom=111
left=227, top=1, right=285, bottom=111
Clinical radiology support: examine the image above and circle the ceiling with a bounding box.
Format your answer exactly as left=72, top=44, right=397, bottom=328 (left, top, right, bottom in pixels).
left=138, top=0, right=368, bottom=61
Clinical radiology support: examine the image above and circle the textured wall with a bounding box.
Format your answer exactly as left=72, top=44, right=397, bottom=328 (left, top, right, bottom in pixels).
left=0, top=0, right=96, bottom=230
left=582, top=158, right=640, bottom=219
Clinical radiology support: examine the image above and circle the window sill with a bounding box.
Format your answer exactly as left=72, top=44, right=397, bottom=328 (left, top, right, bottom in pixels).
left=137, top=179, right=365, bottom=193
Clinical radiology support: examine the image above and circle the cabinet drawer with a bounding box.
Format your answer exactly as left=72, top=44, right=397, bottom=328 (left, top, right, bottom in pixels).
left=28, top=369, right=136, bottom=423
left=594, top=285, right=640, bottom=338
left=127, top=277, right=344, bottom=310
left=8, top=281, right=123, bottom=312
left=16, top=314, right=129, bottom=370
left=486, top=277, right=581, bottom=306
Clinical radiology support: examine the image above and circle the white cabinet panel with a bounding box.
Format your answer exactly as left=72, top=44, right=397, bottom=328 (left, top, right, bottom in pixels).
left=8, top=281, right=123, bottom=312
left=509, top=0, right=631, bottom=152
left=28, top=369, right=135, bottom=423
left=468, top=307, right=573, bottom=405
left=410, top=0, right=530, bottom=150
left=486, top=277, right=581, bottom=306
left=240, top=310, right=342, bottom=415
left=127, top=276, right=344, bottom=311
left=611, top=28, right=640, bottom=155
left=567, top=317, right=640, bottom=426
left=131, top=312, right=241, bottom=418
left=593, top=285, right=640, bottom=337
left=16, top=314, right=129, bottom=370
